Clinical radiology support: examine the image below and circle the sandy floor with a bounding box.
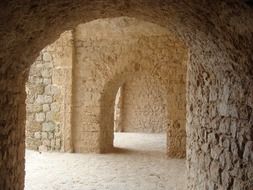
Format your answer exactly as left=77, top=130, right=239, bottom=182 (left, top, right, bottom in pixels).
left=25, top=133, right=186, bottom=190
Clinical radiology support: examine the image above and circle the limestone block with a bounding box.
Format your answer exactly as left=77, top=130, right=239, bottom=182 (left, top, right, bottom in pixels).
left=41, top=69, right=51, bottom=78
left=41, top=132, right=48, bottom=139
left=210, top=161, right=220, bottom=182
left=43, top=104, right=50, bottom=112
left=35, top=112, right=45, bottom=122
left=27, top=121, right=41, bottom=132
left=35, top=95, right=53, bottom=104
left=243, top=141, right=253, bottom=162
left=52, top=70, right=65, bottom=85
left=26, top=104, right=43, bottom=113
left=34, top=132, right=41, bottom=139
left=51, top=139, right=55, bottom=147
left=26, top=84, right=44, bottom=95
left=42, top=52, right=52, bottom=62
left=217, top=102, right=229, bottom=116
left=42, top=122, right=56, bottom=132
left=43, top=78, right=52, bottom=85
left=45, top=85, right=60, bottom=95
left=51, top=102, right=60, bottom=112
left=46, top=111, right=61, bottom=122
left=43, top=62, right=54, bottom=68
left=39, top=145, right=48, bottom=152
left=55, top=130, right=61, bottom=138
left=55, top=138, right=61, bottom=149
left=210, top=146, right=223, bottom=160
left=31, top=77, right=43, bottom=85
left=48, top=132, right=54, bottom=139
left=43, top=139, right=51, bottom=146
left=25, top=94, right=35, bottom=104
left=228, top=104, right=238, bottom=118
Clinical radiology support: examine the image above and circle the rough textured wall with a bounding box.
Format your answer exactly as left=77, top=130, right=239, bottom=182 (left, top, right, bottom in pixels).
left=25, top=31, right=73, bottom=152
left=72, top=17, right=187, bottom=156
left=187, top=63, right=253, bottom=190
left=0, top=1, right=252, bottom=190
left=122, top=73, right=168, bottom=133
left=114, top=86, right=124, bottom=132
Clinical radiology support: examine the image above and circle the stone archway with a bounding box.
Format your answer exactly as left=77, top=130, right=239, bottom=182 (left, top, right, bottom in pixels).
left=71, top=18, right=188, bottom=157
left=0, top=1, right=252, bottom=190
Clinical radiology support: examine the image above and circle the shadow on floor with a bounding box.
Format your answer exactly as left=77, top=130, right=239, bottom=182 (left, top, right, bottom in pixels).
left=111, top=147, right=166, bottom=158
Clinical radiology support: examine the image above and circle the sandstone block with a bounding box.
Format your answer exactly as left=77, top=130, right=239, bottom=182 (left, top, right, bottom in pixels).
left=43, top=104, right=50, bottom=112
left=36, top=95, right=53, bottom=104
left=43, top=78, right=52, bottom=85
left=51, top=102, right=60, bottom=112
left=45, top=85, right=60, bottom=95
left=41, top=132, right=48, bottom=139
left=34, top=132, right=41, bottom=139
left=42, top=122, right=56, bottom=132
left=42, top=52, right=52, bottom=62
left=39, top=145, right=48, bottom=152
left=46, top=111, right=60, bottom=122
left=35, top=112, right=45, bottom=122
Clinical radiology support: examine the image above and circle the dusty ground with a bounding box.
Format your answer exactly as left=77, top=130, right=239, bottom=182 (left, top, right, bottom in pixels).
left=25, top=133, right=186, bottom=190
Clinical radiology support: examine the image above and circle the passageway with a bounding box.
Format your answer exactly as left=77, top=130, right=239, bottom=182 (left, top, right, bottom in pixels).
left=0, top=1, right=252, bottom=190
left=24, top=17, right=186, bottom=190
left=25, top=133, right=186, bottom=190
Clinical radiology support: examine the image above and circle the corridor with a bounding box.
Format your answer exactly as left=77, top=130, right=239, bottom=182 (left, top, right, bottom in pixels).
left=25, top=133, right=186, bottom=190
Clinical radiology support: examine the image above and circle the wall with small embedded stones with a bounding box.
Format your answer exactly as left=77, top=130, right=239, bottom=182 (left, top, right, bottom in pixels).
left=0, top=1, right=252, bottom=189
left=121, top=73, right=168, bottom=133
left=26, top=31, right=73, bottom=152
left=72, top=17, right=187, bottom=156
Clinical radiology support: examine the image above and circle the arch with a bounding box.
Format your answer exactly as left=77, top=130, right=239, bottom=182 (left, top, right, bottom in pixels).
left=99, top=70, right=186, bottom=158
left=0, top=1, right=252, bottom=190
left=70, top=19, right=188, bottom=157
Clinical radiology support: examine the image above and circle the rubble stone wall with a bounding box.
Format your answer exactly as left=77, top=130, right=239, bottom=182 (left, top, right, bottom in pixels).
left=0, top=1, right=252, bottom=189
left=121, top=73, right=168, bottom=133
left=72, top=18, right=187, bottom=156
left=25, top=31, right=73, bottom=152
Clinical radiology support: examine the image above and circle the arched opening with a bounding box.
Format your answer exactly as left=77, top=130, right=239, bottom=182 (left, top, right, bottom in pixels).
left=24, top=17, right=188, bottom=189
left=0, top=2, right=252, bottom=190
left=71, top=17, right=188, bottom=156
left=112, top=73, right=169, bottom=154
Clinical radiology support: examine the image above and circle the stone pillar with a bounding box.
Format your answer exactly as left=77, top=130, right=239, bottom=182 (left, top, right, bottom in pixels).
left=167, top=67, right=187, bottom=158
left=0, top=73, right=26, bottom=189
left=71, top=29, right=102, bottom=153
left=26, top=31, right=74, bottom=152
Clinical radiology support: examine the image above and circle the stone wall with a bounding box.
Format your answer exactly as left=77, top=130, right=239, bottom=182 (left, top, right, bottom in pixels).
left=187, top=64, right=253, bottom=189
left=26, top=18, right=186, bottom=155
left=114, top=86, right=124, bottom=132
left=26, top=31, right=73, bottom=152
left=72, top=17, right=187, bottom=156
left=1, top=1, right=252, bottom=189
left=121, top=73, right=168, bottom=133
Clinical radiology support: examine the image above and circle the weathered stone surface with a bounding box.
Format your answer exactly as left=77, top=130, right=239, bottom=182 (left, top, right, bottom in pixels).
left=26, top=31, right=73, bottom=154
left=72, top=18, right=187, bottom=157
left=43, top=104, right=50, bottom=112
left=35, top=112, right=45, bottom=122
left=43, top=52, right=52, bottom=62
left=42, top=122, right=56, bottom=132
left=0, top=1, right=252, bottom=190
left=34, top=132, right=41, bottom=139
left=35, top=95, right=53, bottom=104
left=121, top=73, right=168, bottom=133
